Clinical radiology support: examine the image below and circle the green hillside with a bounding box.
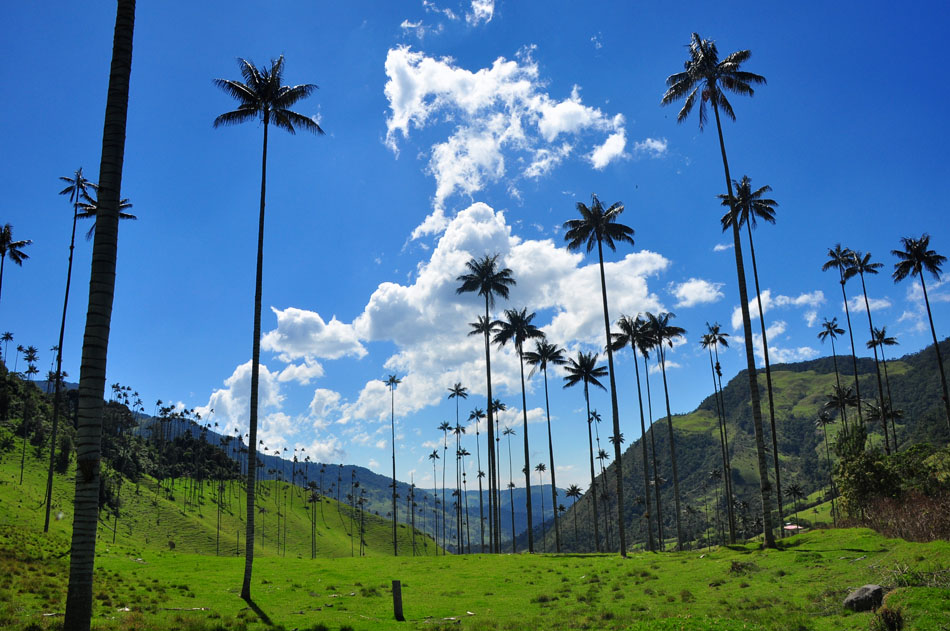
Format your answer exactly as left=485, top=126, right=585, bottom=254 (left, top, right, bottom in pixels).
left=535, top=339, right=950, bottom=551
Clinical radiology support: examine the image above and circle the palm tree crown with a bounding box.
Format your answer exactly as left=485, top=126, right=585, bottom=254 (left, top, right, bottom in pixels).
left=661, top=33, right=767, bottom=129
left=563, top=194, right=634, bottom=254
left=455, top=254, right=516, bottom=309
left=493, top=308, right=544, bottom=353
left=719, top=176, right=777, bottom=231
left=562, top=352, right=607, bottom=392
left=0, top=224, right=32, bottom=266
left=893, top=234, right=946, bottom=282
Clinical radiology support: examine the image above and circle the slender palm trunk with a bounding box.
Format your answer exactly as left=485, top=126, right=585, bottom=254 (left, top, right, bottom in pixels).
left=481, top=298, right=498, bottom=552
left=858, top=272, right=890, bottom=454
left=631, top=352, right=654, bottom=552
left=583, top=384, right=600, bottom=552
left=63, top=3, right=134, bottom=627
left=919, top=275, right=950, bottom=432
left=745, top=222, right=784, bottom=534
left=476, top=427, right=485, bottom=553
left=240, top=113, right=269, bottom=602
left=442, top=429, right=448, bottom=554
left=879, top=347, right=899, bottom=450
left=538, top=470, right=546, bottom=551
left=0, top=254, right=5, bottom=313
left=709, top=346, right=736, bottom=543
left=391, top=387, right=398, bottom=556
left=45, top=196, right=81, bottom=532
left=829, top=338, right=850, bottom=431
left=657, top=348, right=684, bottom=550
left=713, top=103, right=775, bottom=547
left=595, top=239, right=627, bottom=556
left=462, top=469, right=471, bottom=553
left=821, top=425, right=837, bottom=526
left=644, top=354, right=664, bottom=547
left=517, top=349, right=534, bottom=552
left=838, top=273, right=865, bottom=429
left=541, top=366, right=561, bottom=552
left=506, top=433, right=516, bottom=552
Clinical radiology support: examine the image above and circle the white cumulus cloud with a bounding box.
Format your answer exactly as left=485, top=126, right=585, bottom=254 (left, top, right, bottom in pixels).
left=669, top=278, right=724, bottom=308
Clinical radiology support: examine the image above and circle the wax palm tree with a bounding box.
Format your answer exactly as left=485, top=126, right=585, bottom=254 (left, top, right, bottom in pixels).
left=0, top=224, right=32, bottom=313
left=611, top=315, right=655, bottom=551
left=892, top=234, right=950, bottom=431
left=493, top=307, right=545, bottom=552
left=452, top=422, right=466, bottom=548
left=697, top=324, right=737, bottom=543
left=76, top=187, right=136, bottom=240
left=458, top=447, right=472, bottom=553
left=868, top=327, right=899, bottom=450
left=214, top=55, right=323, bottom=599
left=490, top=396, right=506, bottom=530
left=385, top=374, right=402, bottom=554
left=535, top=462, right=547, bottom=551
left=565, top=484, right=583, bottom=549
left=823, top=245, right=866, bottom=430
left=662, top=32, right=775, bottom=547
left=457, top=254, right=515, bottom=552
left=503, top=426, right=517, bottom=552
left=720, top=175, right=784, bottom=532
left=64, top=4, right=135, bottom=627
left=563, top=351, right=607, bottom=551
left=468, top=406, right=487, bottom=552
left=814, top=411, right=838, bottom=526
left=645, top=312, right=687, bottom=550
left=784, top=483, right=805, bottom=526
left=19, top=346, right=39, bottom=485
left=818, top=317, right=849, bottom=430
left=845, top=251, right=891, bottom=453
left=438, top=420, right=452, bottom=553
left=822, top=385, right=858, bottom=421
left=523, top=340, right=566, bottom=552
left=634, top=319, right=665, bottom=545
left=564, top=194, right=633, bottom=555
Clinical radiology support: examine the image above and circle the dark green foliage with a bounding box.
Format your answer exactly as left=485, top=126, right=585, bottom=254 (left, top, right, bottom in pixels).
left=55, top=433, right=72, bottom=473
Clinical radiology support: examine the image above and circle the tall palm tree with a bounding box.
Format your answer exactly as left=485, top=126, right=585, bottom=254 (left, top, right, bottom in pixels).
left=636, top=322, right=665, bottom=546
left=720, top=175, right=784, bottom=532
left=565, top=484, right=583, bottom=549
left=457, top=254, right=515, bottom=552
left=452, top=422, right=466, bottom=548
left=458, top=447, right=472, bottom=553
left=385, top=374, right=402, bottom=555
left=523, top=340, right=567, bottom=552
left=823, top=245, right=867, bottom=433
left=214, top=55, right=323, bottom=599
left=845, top=251, right=890, bottom=453
left=75, top=188, right=136, bottom=240
left=611, top=315, right=655, bottom=551
left=662, top=32, right=775, bottom=548
left=64, top=3, right=135, bottom=627
left=0, top=224, right=32, bottom=313
left=563, top=351, right=607, bottom=552
left=563, top=194, right=634, bottom=556
left=468, top=406, right=487, bottom=552
left=814, top=410, right=838, bottom=526
left=20, top=346, right=39, bottom=485
left=535, top=462, right=547, bottom=551
left=818, top=318, right=849, bottom=430
left=502, top=426, right=517, bottom=552
left=892, top=235, right=950, bottom=432
left=646, top=312, right=687, bottom=550
left=493, top=307, right=545, bottom=552
left=438, top=420, right=452, bottom=553
left=868, top=327, right=899, bottom=450
left=784, top=483, right=805, bottom=526
left=490, top=396, right=506, bottom=536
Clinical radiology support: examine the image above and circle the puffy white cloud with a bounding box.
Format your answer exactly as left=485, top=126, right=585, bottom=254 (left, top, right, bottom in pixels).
left=632, top=137, right=668, bottom=157
left=589, top=130, right=626, bottom=169
left=196, top=360, right=283, bottom=435
left=466, top=0, right=494, bottom=25
left=846, top=296, right=892, bottom=314
left=669, top=278, right=724, bottom=308
left=277, top=359, right=324, bottom=385
left=261, top=306, right=366, bottom=360
left=731, top=289, right=826, bottom=330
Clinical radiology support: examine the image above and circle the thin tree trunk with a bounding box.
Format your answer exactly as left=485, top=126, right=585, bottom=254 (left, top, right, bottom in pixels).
left=518, top=350, right=533, bottom=552
left=391, top=386, right=398, bottom=556
left=584, top=384, right=600, bottom=552
left=879, top=347, right=898, bottom=450
left=838, top=274, right=865, bottom=429
left=709, top=346, right=736, bottom=543
left=481, top=297, right=498, bottom=552
left=240, top=110, right=269, bottom=602
left=63, top=3, right=134, bottom=628
left=858, top=272, right=890, bottom=454
left=476, top=425, right=485, bottom=553
left=632, top=351, right=654, bottom=552
left=713, top=102, right=775, bottom=548
left=542, top=366, right=561, bottom=552
left=595, top=239, right=627, bottom=556
left=745, top=222, right=784, bottom=534
left=658, top=349, right=684, bottom=550
left=644, top=354, right=663, bottom=547
left=919, top=275, right=950, bottom=432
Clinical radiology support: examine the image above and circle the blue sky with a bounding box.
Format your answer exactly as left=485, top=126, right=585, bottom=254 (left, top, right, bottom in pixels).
left=3, top=1, right=948, bottom=490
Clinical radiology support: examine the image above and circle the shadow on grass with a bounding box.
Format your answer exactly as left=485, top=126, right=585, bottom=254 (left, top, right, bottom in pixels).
left=242, top=597, right=274, bottom=626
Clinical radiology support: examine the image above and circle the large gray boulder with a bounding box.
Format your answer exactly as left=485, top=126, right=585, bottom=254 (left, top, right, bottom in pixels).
left=843, top=584, right=885, bottom=612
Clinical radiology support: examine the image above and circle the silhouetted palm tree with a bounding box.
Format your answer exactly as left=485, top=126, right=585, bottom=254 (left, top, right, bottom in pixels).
left=438, top=420, right=452, bottom=553
left=214, top=54, right=323, bottom=599
left=720, top=175, right=784, bottom=532
left=845, top=251, right=890, bottom=453
left=452, top=422, right=466, bottom=548
left=662, top=32, right=774, bottom=547
left=76, top=187, right=136, bottom=240
left=563, top=351, right=607, bottom=552
left=785, top=483, right=805, bottom=526
left=494, top=307, right=545, bottom=552
left=64, top=4, right=135, bottom=626
left=386, top=374, right=402, bottom=554
left=646, top=312, right=686, bottom=550
left=565, top=484, right=583, bottom=549
left=564, top=194, right=634, bottom=556
left=468, top=406, right=487, bottom=552
left=823, top=245, right=866, bottom=430
left=535, top=462, right=547, bottom=551
left=503, top=426, right=517, bottom=552
left=892, top=234, right=950, bottom=431
left=818, top=317, right=849, bottom=430
left=457, top=254, right=515, bottom=552
left=523, top=340, right=567, bottom=552
left=0, top=224, right=31, bottom=314
left=814, top=410, right=838, bottom=526
left=868, top=327, right=899, bottom=450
